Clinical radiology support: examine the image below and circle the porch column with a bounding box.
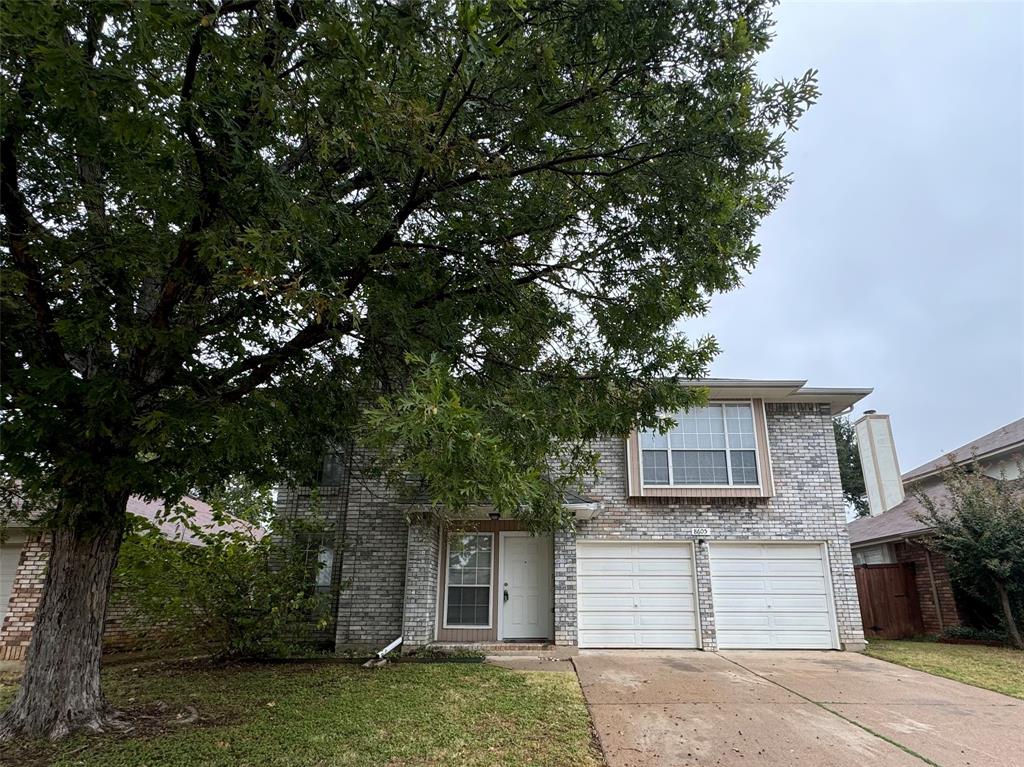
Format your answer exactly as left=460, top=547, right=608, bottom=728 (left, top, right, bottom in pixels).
left=401, top=517, right=440, bottom=649
left=553, top=530, right=577, bottom=645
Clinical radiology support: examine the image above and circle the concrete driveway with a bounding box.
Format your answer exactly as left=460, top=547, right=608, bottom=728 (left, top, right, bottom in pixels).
left=574, top=650, right=1023, bottom=767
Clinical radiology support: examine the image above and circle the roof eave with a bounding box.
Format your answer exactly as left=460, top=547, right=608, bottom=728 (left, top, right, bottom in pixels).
left=903, top=442, right=1024, bottom=485
left=849, top=528, right=936, bottom=548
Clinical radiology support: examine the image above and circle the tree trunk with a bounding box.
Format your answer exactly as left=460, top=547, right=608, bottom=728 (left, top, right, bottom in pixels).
left=995, top=580, right=1024, bottom=650
left=0, top=493, right=127, bottom=741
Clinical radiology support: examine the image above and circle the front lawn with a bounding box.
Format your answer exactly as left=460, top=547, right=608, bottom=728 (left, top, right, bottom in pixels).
left=865, top=639, right=1024, bottom=699
left=0, top=660, right=603, bottom=766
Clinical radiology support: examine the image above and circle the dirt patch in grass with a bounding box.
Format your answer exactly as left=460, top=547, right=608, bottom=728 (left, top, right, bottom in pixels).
left=2, top=700, right=242, bottom=767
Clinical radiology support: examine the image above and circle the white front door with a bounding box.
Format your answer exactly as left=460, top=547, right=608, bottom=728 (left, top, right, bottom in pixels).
left=500, top=533, right=553, bottom=640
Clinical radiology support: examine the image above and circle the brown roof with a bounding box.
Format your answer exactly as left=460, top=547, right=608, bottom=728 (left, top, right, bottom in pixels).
left=4, top=491, right=263, bottom=546
left=902, top=418, right=1024, bottom=484
left=128, top=496, right=264, bottom=546
left=849, top=417, right=1024, bottom=547
left=847, top=483, right=950, bottom=546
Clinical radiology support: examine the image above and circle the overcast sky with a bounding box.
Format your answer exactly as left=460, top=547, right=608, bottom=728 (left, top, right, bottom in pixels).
left=683, top=0, right=1024, bottom=473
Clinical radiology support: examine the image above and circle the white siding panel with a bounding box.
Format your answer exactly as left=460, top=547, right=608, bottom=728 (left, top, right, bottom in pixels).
left=0, top=537, right=25, bottom=627
left=710, top=543, right=837, bottom=650
left=576, top=542, right=698, bottom=649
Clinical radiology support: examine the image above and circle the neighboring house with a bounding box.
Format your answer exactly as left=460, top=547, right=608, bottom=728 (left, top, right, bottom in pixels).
left=278, top=379, right=872, bottom=653
left=0, top=495, right=260, bottom=661
left=848, top=415, right=1024, bottom=636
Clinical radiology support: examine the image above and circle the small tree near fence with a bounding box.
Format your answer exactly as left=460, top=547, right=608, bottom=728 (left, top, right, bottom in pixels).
left=916, top=460, right=1024, bottom=649
left=115, top=508, right=333, bottom=659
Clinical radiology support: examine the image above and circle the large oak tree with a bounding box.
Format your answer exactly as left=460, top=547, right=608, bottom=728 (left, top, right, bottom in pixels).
left=0, top=0, right=814, bottom=739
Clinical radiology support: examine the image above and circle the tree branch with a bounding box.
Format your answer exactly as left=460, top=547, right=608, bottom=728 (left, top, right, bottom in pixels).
left=0, top=123, right=68, bottom=370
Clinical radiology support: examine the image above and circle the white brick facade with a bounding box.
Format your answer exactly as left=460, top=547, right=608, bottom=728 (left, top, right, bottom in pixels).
left=282, top=401, right=865, bottom=652
left=557, top=402, right=864, bottom=650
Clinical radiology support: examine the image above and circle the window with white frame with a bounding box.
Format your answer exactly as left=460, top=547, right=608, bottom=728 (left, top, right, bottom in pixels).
left=640, top=402, right=760, bottom=487
left=444, top=533, right=492, bottom=627
left=852, top=544, right=895, bottom=566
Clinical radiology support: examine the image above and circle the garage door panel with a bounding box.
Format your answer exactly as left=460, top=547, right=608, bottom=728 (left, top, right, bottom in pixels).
left=766, top=594, right=830, bottom=610
left=579, top=612, right=696, bottom=629
left=578, top=593, right=696, bottom=612
left=577, top=629, right=698, bottom=648
left=709, top=543, right=836, bottom=650
left=577, top=543, right=693, bottom=560
left=714, top=630, right=833, bottom=649
left=716, top=611, right=833, bottom=630
left=578, top=559, right=637, bottom=576
left=711, top=544, right=823, bottom=560
left=576, top=542, right=698, bottom=649
left=577, top=558, right=691, bottom=576
left=714, top=593, right=829, bottom=612
left=711, top=576, right=828, bottom=594
left=577, top=575, right=694, bottom=593
left=711, top=559, right=825, bottom=576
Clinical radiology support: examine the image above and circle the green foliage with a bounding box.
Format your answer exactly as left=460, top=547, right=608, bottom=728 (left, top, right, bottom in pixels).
left=916, top=461, right=1024, bottom=647
left=115, top=509, right=333, bottom=659
left=1, top=1, right=816, bottom=530
left=203, top=479, right=276, bottom=528
left=941, top=625, right=1010, bottom=644
left=833, top=417, right=868, bottom=516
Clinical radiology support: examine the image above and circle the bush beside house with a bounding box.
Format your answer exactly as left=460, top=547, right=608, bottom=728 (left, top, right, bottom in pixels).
left=0, top=496, right=262, bottom=660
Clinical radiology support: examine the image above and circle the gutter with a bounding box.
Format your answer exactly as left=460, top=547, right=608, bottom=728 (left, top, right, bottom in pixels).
left=362, top=636, right=402, bottom=668
left=849, top=528, right=936, bottom=549
left=565, top=502, right=602, bottom=520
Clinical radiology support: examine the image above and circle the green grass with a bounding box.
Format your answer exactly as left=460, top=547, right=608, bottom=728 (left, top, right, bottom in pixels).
left=865, top=639, right=1024, bottom=699
left=0, top=660, right=604, bottom=766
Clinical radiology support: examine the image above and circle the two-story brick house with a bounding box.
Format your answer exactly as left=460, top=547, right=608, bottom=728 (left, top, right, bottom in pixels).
left=276, top=379, right=871, bottom=653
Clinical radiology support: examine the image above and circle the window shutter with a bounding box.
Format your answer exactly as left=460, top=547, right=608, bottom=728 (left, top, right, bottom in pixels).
left=626, top=431, right=643, bottom=497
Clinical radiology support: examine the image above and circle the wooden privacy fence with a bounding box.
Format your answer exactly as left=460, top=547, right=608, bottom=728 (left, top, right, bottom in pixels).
left=854, top=563, right=925, bottom=639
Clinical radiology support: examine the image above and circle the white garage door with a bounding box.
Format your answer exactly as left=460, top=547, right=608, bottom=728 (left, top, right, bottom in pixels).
left=576, top=542, right=699, bottom=648
left=710, top=543, right=837, bottom=649
left=1, top=536, right=25, bottom=627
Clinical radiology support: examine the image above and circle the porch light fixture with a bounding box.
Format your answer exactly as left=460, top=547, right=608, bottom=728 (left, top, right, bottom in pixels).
left=488, top=511, right=500, bottom=521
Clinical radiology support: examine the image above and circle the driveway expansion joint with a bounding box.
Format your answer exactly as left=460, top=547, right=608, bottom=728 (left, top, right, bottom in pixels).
left=715, top=653, right=943, bottom=767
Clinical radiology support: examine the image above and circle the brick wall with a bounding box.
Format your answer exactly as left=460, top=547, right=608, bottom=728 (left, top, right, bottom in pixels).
left=556, top=402, right=865, bottom=650
left=0, top=535, right=47, bottom=661
left=333, top=451, right=411, bottom=650
left=894, top=538, right=960, bottom=634
left=0, top=534, right=171, bottom=661
left=401, top=518, right=440, bottom=647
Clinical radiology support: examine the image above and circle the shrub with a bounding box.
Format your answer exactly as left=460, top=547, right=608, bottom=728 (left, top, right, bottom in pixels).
left=916, top=460, right=1024, bottom=649
left=941, top=626, right=1009, bottom=644
left=115, top=510, right=333, bottom=659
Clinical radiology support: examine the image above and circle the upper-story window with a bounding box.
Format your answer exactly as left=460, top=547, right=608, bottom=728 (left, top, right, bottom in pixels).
left=640, top=402, right=760, bottom=487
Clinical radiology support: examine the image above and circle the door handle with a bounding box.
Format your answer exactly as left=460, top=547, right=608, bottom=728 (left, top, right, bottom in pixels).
left=503, top=589, right=509, bottom=603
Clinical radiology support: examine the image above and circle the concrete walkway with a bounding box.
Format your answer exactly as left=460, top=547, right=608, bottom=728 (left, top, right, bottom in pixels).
left=574, top=650, right=1023, bottom=767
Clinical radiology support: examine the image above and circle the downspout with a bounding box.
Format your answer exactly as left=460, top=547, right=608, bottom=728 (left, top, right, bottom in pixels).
left=922, top=544, right=944, bottom=634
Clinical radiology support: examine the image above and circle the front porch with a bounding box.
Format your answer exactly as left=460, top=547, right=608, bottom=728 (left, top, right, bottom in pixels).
left=401, top=518, right=560, bottom=649
left=428, top=641, right=577, bottom=657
